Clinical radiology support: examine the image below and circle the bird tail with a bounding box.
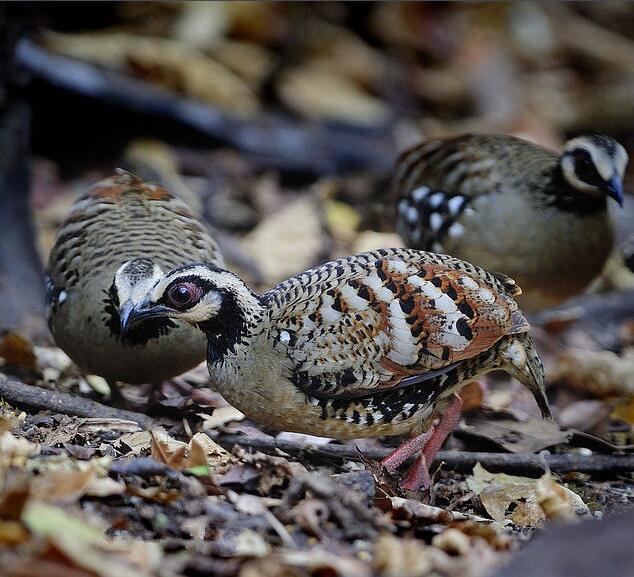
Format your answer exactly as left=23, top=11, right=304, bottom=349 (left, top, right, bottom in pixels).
left=497, top=331, right=551, bottom=419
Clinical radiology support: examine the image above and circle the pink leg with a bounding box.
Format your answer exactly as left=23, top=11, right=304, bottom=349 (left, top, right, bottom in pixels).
left=400, top=394, right=464, bottom=491
left=381, top=428, right=435, bottom=472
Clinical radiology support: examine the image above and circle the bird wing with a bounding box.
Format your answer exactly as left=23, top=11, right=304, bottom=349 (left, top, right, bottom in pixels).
left=393, top=134, right=555, bottom=251
left=263, top=248, right=526, bottom=399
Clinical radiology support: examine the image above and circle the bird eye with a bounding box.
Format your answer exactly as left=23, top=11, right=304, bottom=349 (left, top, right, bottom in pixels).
left=167, top=282, right=200, bottom=308
left=572, top=149, right=602, bottom=186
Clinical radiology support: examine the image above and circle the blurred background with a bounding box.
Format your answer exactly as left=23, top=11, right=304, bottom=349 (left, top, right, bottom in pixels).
left=2, top=1, right=634, bottom=339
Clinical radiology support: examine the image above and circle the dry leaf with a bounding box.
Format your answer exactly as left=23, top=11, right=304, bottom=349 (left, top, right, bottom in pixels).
left=0, top=431, right=40, bottom=468
left=550, top=348, right=634, bottom=397
left=277, top=64, right=390, bottom=126
left=0, top=332, right=37, bottom=369
left=22, top=501, right=163, bottom=577
left=466, top=464, right=588, bottom=527
left=459, top=418, right=570, bottom=453
left=198, top=406, right=245, bottom=429
left=150, top=429, right=233, bottom=471
left=242, top=196, right=324, bottom=285
left=373, top=533, right=433, bottom=577
left=44, top=31, right=259, bottom=116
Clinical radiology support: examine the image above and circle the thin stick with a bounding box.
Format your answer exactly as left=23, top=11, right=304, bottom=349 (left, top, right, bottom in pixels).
left=207, top=431, right=634, bottom=476
left=0, top=377, right=153, bottom=428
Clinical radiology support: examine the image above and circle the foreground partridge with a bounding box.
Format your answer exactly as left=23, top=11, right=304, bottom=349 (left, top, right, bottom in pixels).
left=394, top=134, right=628, bottom=310
left=46, top=170, right=223, bottom=393
left=123, top=248, right=550, bottom=490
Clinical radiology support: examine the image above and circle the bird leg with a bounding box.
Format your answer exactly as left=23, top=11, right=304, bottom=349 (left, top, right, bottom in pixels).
left=381, top=394, right=463, bottom=492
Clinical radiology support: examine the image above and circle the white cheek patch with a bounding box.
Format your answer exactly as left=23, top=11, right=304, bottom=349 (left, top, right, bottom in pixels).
left=178, top=291, right=222, bottom=323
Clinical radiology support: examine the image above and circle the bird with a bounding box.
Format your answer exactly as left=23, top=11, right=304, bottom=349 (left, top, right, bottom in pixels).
left=122, top=247, right=550, bottom=490
left=393, top=134, right=629, bottom=310
left=46, top=169, right=224, bottom=399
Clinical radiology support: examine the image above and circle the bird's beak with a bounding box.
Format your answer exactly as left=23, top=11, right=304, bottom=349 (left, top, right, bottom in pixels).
left=120, top=298, right=171, bottom=336
left=605, top=174, right=624, bottom=206
left=119, top=301, right=134, bottom=336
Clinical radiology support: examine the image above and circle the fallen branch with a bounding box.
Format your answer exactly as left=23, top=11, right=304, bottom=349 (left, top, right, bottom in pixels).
left=16, top=38, right=393, bottom=177
left=207, top=431, right=634, bottom=476
left=0, top=377, right=153, bottom=428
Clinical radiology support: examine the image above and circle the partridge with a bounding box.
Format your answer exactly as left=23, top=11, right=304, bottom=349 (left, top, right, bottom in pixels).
left=46, top=170, right=223, bottom=392
left=394, top=134, right=628, bottom=310
left=123, top=248, right=550, bottom=490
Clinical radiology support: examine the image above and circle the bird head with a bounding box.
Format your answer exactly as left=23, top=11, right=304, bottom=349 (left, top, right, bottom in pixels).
left=111, top=258, right=165, bottom=333
left=560, top=135, right=628, bottom=206
left=120, top=263, right=259, bottom=337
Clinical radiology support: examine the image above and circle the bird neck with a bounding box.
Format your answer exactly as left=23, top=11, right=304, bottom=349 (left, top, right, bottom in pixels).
left=196, top=285, right=266, bottom=366
left=550, top=163, right=607, bottom=214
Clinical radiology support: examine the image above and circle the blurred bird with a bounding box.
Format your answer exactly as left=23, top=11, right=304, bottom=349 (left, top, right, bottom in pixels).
left=394, top=134, right=628, bottom=310
left=46, top=170, right=223, bottom=401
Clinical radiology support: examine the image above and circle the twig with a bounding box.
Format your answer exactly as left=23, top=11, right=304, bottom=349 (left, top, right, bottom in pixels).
left=0, top=377, right=153, bottom=428
left=207, top=431, right=634, bottom=475
left=15, top=38, right=393, bottom=177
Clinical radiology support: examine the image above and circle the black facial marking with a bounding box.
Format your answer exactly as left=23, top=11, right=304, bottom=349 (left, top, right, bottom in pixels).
left=192, top=286, right=248, bottom=363
left=103, top=284, right=176, bottom=347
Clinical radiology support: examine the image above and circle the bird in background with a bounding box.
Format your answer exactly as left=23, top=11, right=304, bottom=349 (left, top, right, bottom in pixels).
left=394, top=134, right=628, bottom=311
left=46, top=170, right=223, bottom=402
left=123, top=248, right=550, bottom=490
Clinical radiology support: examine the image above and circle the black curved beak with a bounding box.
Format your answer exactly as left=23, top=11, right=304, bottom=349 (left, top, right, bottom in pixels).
left=604, top=174, right=624, bottom=206
left=119, top=301, right=134, bottom=336
left=120, top=299, right=171, bottom=337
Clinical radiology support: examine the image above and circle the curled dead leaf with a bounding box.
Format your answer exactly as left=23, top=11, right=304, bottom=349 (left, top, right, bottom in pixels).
left=150, top=429, right=233, bottom=472
left=466, top=464, right=588, bottom=527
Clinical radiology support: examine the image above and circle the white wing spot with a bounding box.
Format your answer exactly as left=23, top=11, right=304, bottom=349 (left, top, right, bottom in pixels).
left=448, top=222, right=465, bottom=238
left=406, top=206, right=419, bottom=224
left=411, top=186, right=430, bottom=202
left=279, top=330, right=291, bottom=344
left=478, top=287, right=496, bottom=304
left=58, top=291, right=67, bottom=304
left=447, top=196, right=465, bottom=215
left=430, top=213, right=444, bottom=231
left=459, top=276, right=479, bottom=290
left=428, top=192, right=444, bottom=208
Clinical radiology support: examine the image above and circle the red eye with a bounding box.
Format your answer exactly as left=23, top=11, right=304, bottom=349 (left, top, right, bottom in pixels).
left=167, top=282, right=201, bottom=308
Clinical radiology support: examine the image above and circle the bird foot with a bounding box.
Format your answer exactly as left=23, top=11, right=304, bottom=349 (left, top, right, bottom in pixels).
left=380, top=393, right=463, bottom=492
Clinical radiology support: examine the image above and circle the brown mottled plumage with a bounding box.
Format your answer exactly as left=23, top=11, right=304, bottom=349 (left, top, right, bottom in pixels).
left=123, top=248, right=549, bottom=489
left=394, top=134, right=628, bottom=310
left=46, top=170, right=223, bottom=385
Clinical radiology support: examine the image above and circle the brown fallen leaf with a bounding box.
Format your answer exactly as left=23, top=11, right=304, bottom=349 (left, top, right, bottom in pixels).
left=550, top=348, right=634, bottom=397
left=373, top=532, right=433, bottom=577
left=150, top=429, right=233, bottom=472
left=0, top=332, right=37, bottom=369
left=277, top=63, right=390, bottom=126
left=31, top=465, right=124, bottom=503
left=44, top=31, right=259, bottom=116
left=198, top=406, right=245, bottom=429
left=459, top=417, right=570, bottom=453
left=466, top=464, right=588, bottom=527
left=241, top=195, right=325, bottom=286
